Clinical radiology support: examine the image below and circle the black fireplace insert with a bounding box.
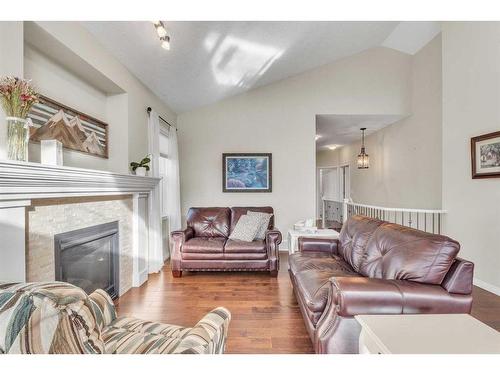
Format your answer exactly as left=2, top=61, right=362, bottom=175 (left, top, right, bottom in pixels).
left=54, top=221, right=119, bottom=299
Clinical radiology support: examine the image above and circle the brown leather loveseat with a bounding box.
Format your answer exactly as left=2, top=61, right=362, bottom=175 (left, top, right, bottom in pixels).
left=289, top=215, right=474, bottom=354
left=171, top=207, right=282, bottom=277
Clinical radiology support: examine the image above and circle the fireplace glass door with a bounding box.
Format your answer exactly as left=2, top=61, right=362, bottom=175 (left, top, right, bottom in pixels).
left=55, top=221, right=119, bottom=299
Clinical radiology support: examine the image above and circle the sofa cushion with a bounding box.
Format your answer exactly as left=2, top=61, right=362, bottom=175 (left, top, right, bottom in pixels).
left=230, top=207, right=274, bottom=232
left=224, top=239, right=266, bottom=253
left=359, top=223, right=460, bottom=284
left=294, top=268, right=357, bottom=324
left=183, top=237, right=226, bottom=253
left=187, top=207, right=231, bottom=237
left=288, top=252, right=355, bottom=276
left=229, top=214, right=262, bottom=242
left=223, top=252, right=268, bottom=260
left=338, top=215, right=384, bottom=272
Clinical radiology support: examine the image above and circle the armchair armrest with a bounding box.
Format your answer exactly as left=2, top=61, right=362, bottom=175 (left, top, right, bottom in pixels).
left=298, top=237, right=339, bottom=255
left=173, top=307, right=231, bottom=354
left=331, top=277, right=473, bottom=317
left=89, top=289, right=117, bottom=330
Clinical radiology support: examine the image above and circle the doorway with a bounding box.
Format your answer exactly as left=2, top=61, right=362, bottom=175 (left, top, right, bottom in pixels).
left=316, top=164, right=350, bottom=222
left=340, top=164, right=350, bottom=202
left=316, top=167, right=338, bottom=219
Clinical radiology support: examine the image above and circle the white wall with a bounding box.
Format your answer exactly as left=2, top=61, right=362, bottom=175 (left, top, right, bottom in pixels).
left=316, top=35, right=443, bottom=209
left=442, top=22, right=500, bottom=294
left=0, top=22, right=176, bottom=173
left=24, top=45, right=125, bottom=171
left=178, top=47, right=412, bottom=243
left=0, top=22, right=24, bottom=160
left=316, top=149, right=340, bottom=168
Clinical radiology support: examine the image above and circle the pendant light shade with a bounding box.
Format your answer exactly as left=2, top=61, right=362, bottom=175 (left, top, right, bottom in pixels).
left=357, top=127, right=369, bottom=169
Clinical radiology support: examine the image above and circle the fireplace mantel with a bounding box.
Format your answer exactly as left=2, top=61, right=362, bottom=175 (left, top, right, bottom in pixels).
left=0, top=160, right=162, bottom=287
left=0, top=160, right=160, bottom=203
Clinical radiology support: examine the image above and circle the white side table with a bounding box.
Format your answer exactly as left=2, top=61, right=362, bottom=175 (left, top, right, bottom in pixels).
left=287, top=228, right=339, bottom=254
left=355, top=314, right=500, bottom=354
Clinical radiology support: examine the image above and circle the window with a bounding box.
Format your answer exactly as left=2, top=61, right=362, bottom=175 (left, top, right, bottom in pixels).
left=159, top=120, right=169, bottom=218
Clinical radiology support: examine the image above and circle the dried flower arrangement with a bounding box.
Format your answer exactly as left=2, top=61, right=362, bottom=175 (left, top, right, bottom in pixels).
left=0, top=76, right=39, bottom=161
left=0, top=76, right=39, bottom=118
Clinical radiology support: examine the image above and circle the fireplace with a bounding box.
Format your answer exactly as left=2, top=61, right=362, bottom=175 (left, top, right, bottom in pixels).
left=54, top=221, right=120, bottom=299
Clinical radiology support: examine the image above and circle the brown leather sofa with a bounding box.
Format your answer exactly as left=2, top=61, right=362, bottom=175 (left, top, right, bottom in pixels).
left=171, top=207, right=282, bottom=277
left=289, top=215, right=474, bottom=354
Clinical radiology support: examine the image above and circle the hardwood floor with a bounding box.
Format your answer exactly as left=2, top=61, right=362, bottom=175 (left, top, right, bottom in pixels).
left=115, top=253, right=500, bottom=354
left=471, top=286, right=500, bottom=331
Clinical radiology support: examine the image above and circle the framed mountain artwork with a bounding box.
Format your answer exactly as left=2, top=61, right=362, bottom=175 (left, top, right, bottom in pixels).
left=222, top=153, right=272, bottom=192
left=471, top=130, right=500, bottom=179
left=28, top=95, right=109, bottom=158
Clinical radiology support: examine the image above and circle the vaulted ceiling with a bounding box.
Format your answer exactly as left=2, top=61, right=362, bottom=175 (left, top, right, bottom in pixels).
left=82, top=21, right=440, bottom=113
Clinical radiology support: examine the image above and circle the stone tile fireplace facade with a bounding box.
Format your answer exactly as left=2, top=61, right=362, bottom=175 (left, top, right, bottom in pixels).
left=27, top=196, right=133, bottom=296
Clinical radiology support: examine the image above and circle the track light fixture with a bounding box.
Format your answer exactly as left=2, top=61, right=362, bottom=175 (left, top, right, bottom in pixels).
left=153, top=21, right=170, bottom=50
left=161, top=36, right=170, bottom=50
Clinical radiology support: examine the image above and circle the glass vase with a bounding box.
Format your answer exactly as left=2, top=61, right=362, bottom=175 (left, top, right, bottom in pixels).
left=6, top=117, right=29, bottom=162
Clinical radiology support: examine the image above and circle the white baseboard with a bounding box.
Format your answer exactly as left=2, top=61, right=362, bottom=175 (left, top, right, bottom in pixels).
left=474, top=278, right=500, bottom=296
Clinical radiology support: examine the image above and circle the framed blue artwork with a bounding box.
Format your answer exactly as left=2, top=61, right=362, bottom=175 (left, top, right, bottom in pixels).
left=222, top=153, right=272, bottom=192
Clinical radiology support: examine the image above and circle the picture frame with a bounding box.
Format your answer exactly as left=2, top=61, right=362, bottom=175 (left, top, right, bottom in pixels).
left=471, top=130, right=500, bottom=179
left=28, top=95, right=109, bottom=158
left=222, top=153, right=272, bottom=192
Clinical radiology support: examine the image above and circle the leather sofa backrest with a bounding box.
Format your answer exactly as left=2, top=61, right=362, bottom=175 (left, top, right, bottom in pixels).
left=187, top=207, right=231, bottom=237
left=338, top=215, right=384, bottom=272
left=230, top=207, right=274, bottom=232
left=359, top=223, right=460, bottom=285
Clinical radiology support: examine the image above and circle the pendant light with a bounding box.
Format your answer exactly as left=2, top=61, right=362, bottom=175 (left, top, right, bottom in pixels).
left=357, top=127, right=369, bottom=169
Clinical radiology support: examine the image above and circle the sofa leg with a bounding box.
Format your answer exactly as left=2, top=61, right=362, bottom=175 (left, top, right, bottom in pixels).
left=270, top=270, right=278, bottom=277
left=172, top=270, right=182, bottom=278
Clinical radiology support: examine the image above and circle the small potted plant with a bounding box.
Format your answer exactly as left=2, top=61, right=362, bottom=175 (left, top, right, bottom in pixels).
left=130, top=155, right=151, bottom=176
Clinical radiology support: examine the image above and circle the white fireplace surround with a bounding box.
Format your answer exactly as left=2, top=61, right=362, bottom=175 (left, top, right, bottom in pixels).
left=0, top=160, right=162, bottom=286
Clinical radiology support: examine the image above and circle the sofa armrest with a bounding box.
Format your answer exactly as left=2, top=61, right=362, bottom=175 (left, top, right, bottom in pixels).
left=172, top=307, right=231, bottom=354
left=266, top=228, right=282, bottom=253
left=171, top=227, right=194, bottom=245
left=298, top=237, right=339, bottom=255
left=265, top=229, right=282, bottom=273
left=170, top=227, right=194, bottom=272
left=442, top=257, right=474, bottom=295
left=89, top=289, right=117, bottom=330
left=331, top=277, right=473, bottom=317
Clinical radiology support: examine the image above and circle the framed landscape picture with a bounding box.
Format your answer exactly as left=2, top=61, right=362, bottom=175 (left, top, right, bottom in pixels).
left=223, top=153, right=272, bottom=192
left=471, top=131, right=500, bottom=179
left=28, top=95, right=109, bottom=158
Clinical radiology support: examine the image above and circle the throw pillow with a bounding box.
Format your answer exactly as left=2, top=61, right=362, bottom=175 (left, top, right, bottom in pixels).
left=229, top=214, right=262, bottom=242
left=248, top=211, right=273, bottom=240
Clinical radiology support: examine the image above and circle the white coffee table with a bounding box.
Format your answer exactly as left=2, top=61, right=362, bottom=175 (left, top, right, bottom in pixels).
left=287, top=228, right=339, bottom=254
left=355, top=314, right=500, bottom=354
